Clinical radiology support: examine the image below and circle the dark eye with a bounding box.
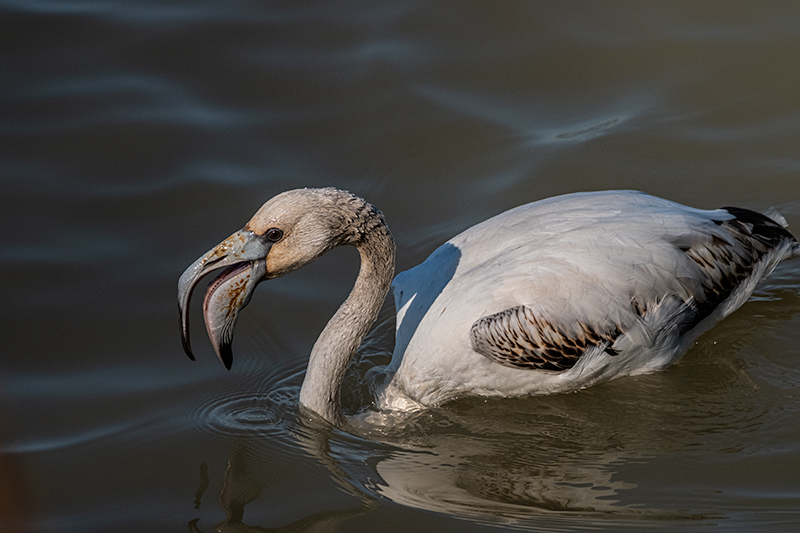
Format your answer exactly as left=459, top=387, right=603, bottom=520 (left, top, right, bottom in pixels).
left=265, top=227, right=283, bottom=242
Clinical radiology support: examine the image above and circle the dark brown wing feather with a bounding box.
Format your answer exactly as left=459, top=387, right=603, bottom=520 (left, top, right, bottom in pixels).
left=470, top=305, right=622, bottom=372
left=680, top=207, right=798, bottom=333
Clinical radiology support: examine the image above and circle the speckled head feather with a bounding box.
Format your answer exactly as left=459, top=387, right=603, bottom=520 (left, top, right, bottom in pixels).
left=243, top=188, right=391, bottom=279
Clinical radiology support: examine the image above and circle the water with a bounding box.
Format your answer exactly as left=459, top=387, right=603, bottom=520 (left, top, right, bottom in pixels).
left=2, top=1, right=800, bottom=531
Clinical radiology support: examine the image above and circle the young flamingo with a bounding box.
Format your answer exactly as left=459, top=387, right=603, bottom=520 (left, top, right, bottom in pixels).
left=179, top=189, right=798, bottom=426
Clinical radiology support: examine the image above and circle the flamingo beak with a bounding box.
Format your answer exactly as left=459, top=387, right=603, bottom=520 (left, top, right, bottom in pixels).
left=178, top=230, right=271, bottom=369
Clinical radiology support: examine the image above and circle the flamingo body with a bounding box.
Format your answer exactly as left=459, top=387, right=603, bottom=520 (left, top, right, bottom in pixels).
left=384, top=190, right=796, bottom=407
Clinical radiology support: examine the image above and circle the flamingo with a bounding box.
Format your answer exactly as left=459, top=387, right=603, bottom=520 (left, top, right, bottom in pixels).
left=179, top=188, right=798, bottom=426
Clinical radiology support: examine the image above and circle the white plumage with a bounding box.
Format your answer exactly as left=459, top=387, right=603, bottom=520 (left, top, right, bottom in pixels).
left=179, top=188, right=798, bottom=426
left=382, top=190, right=797, bottom=408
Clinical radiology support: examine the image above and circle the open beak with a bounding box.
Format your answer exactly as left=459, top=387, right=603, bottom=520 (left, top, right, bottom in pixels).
left=178, top=229, right=271, bottom=369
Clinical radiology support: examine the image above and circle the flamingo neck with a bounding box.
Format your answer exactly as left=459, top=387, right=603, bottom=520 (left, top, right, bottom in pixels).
left=299, top=222, right=395, bottom=426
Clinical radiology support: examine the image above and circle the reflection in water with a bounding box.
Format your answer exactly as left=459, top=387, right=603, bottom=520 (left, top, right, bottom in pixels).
left=362, top=439, right=641, bottom=518
left=189, top=412, right=707, bottom=533
left=194, top=462, right=209, bottom=510
left=189, top=429, right=377, bottom=532
left=190, top=396, right=705, bottom=531
left=345, top=410, right=713, bottom=527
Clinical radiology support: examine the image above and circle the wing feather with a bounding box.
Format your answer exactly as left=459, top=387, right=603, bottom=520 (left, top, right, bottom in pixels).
left=470, top=305, right=622, bottom=372
left=469, top=204, right=798, bottom=372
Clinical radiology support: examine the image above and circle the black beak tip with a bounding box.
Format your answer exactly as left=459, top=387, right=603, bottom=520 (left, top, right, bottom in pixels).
left=180, top=334, right=196, bottom=361
left=179, top=310, right=195, bottom=361
left=218, top=344, right=233, bottom=371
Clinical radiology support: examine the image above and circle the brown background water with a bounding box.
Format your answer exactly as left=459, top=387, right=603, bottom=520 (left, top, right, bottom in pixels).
left=2, top=1, right=800, bottom=531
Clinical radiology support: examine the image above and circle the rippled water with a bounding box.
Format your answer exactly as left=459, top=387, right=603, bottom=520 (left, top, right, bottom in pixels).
left=3, top=1, right=800, bottom=532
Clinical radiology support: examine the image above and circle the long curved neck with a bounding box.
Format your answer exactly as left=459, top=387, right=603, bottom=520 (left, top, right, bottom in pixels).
left=299, top=219, right=395, bottom=426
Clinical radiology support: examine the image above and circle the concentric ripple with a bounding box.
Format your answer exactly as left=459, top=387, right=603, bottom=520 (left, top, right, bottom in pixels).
left=189, top=385, right=300, bottom=441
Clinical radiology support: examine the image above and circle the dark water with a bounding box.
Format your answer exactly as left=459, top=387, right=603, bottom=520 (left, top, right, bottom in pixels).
left=3, top=1, right=800, bottom=531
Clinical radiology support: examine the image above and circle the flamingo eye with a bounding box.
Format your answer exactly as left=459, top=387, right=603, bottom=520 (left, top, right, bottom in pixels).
left=265, top=228, right=283, bottom=242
